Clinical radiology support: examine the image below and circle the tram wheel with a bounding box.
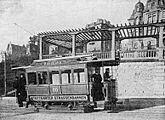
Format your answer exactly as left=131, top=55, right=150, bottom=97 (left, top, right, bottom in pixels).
left=83, top=105, right=94, bottom=113
left=34, top=107, right=39, bottom=112
left=33, top=102, right=40, bottom=112
left=44, top=103, right=50, bottom=110
left=68, top=103, right=73, bottom=110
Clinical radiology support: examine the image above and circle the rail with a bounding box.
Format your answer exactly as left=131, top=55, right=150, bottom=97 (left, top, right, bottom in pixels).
left=120, top=49, right=158, bottom=60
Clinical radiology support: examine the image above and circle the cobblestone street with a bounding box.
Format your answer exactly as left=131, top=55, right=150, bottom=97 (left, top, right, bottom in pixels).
left=0, top=97, right=165, bottom=120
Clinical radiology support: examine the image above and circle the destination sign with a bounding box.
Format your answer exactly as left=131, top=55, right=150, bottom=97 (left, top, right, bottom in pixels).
left=30, top=95, right=88, bottom=101
left=32, top=59, right=78, bottom=66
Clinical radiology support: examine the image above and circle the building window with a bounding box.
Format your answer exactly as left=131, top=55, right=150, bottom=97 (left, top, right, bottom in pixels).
left=152, top=15, right=156, bottom=23
left=162, top=11, right=165, bottom=18
left=148, top=14, right=152, bottom=23
left=144, top=14, right=148, bottom=24
left=136, top=17, right=139, bottom=25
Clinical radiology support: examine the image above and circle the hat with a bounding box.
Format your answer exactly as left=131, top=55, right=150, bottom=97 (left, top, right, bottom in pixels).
left=106, top=68, right=109, bottom=71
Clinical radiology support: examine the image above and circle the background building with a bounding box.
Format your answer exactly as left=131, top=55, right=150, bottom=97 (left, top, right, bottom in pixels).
left=128, top=0, right=165, bottom=24
left=121, top=0, right=165, bottom=52
left=6, top=42, right=26, bottom=60
left=115, top=0, right=165, bottom=106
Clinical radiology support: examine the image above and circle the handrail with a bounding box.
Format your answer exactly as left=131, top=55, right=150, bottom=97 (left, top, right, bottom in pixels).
left=120, top=49, right=158, bottom=59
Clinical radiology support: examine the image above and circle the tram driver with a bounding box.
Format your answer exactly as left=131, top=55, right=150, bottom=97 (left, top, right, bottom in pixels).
left=91, top=68, right=104, bottom=102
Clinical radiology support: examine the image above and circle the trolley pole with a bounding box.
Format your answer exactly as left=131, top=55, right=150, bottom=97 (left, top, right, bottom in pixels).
left=39, top=35, right=43, bottom=59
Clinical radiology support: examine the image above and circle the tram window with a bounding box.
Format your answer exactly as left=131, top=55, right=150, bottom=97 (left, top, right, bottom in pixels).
left=27, top=72, right=37, bottom=85
left=50, top=71, right=60, bottom=85
left=61, top=70, right=72, bottom=84
left=74, top=69, right=85, bottom=84
left=38, top=71, right=48, bottom=84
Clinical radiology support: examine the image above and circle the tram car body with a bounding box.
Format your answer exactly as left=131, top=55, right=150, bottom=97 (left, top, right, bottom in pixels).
left=15, top=55, right=119, bottom=112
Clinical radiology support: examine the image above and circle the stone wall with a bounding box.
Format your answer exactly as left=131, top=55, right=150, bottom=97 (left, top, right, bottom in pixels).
left=116, top=61, right=165, bottom=98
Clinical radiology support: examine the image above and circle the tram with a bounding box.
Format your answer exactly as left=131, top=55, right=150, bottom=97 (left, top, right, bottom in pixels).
left=13, top=54, right=119, bottom=112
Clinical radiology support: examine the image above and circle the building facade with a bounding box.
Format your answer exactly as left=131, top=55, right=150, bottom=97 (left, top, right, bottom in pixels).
left=121, top=0, right=165, bottom=52
left=128, top=0, right=165, bottom=24
left=116, top=0, right=165, bottom=106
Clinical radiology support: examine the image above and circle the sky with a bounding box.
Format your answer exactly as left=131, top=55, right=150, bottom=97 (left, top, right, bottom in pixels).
left=0, top=0, right=147, bottom=55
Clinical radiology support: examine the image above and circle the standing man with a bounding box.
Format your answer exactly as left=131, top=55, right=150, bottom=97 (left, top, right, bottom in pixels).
left=13, top=73, right=27, bottom=107
left=91, top=68, right=104, bottom=101
left=104, top=68, right=111, bottom=81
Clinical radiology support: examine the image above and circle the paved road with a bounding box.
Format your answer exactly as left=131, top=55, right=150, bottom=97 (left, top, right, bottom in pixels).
left=0, top=97, right=165, bottom=120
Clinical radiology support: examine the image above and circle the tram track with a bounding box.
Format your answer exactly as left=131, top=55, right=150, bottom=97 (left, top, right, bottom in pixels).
left=1, top=104, right=165, bottom=120
left=0, top=111, right=36, bottom=119
left=1, top=97, right=165, bottom=120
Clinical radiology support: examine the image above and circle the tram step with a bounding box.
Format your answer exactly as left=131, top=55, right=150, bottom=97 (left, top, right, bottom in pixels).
left=96, top=101, right=105, bottom=109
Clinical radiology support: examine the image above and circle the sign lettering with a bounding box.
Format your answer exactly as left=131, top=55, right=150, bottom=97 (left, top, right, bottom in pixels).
left=30, top=95, right=88, bottom=101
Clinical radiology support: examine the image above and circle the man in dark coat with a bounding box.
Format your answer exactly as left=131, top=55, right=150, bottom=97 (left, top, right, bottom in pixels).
left=13, top=73, right=27, bottom=107
left=91, top=69, right=104, bottom=101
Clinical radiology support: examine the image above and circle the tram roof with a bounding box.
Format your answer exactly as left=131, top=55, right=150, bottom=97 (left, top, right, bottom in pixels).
left=37, top=22, right=165, bottom=50
left=33, top=54, right=94, bottom=63
left=11, top=66, right=31, bottom=70
left=12, top=55, right=119, bottom=71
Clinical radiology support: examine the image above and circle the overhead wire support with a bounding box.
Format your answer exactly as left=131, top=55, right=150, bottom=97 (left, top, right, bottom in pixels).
left=13, top=23, right=34, bottom=36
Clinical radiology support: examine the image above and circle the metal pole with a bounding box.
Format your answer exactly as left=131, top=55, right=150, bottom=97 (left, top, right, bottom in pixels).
left=4, top=52, right=7, bottom=96
left=111, top=30, right=116, bottom=60
left=72, top=34, right=76, bottom=56
left=39, top=35, right=42, bottom=59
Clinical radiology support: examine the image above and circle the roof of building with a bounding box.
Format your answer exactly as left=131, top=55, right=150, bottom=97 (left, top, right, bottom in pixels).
left=135, top=1, right=144, bottom=9
left=129, top=1, right=144, bottom=20
left=7, top=43, right=25, bottom=50
left=6, top=43, right=26, bottom=56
